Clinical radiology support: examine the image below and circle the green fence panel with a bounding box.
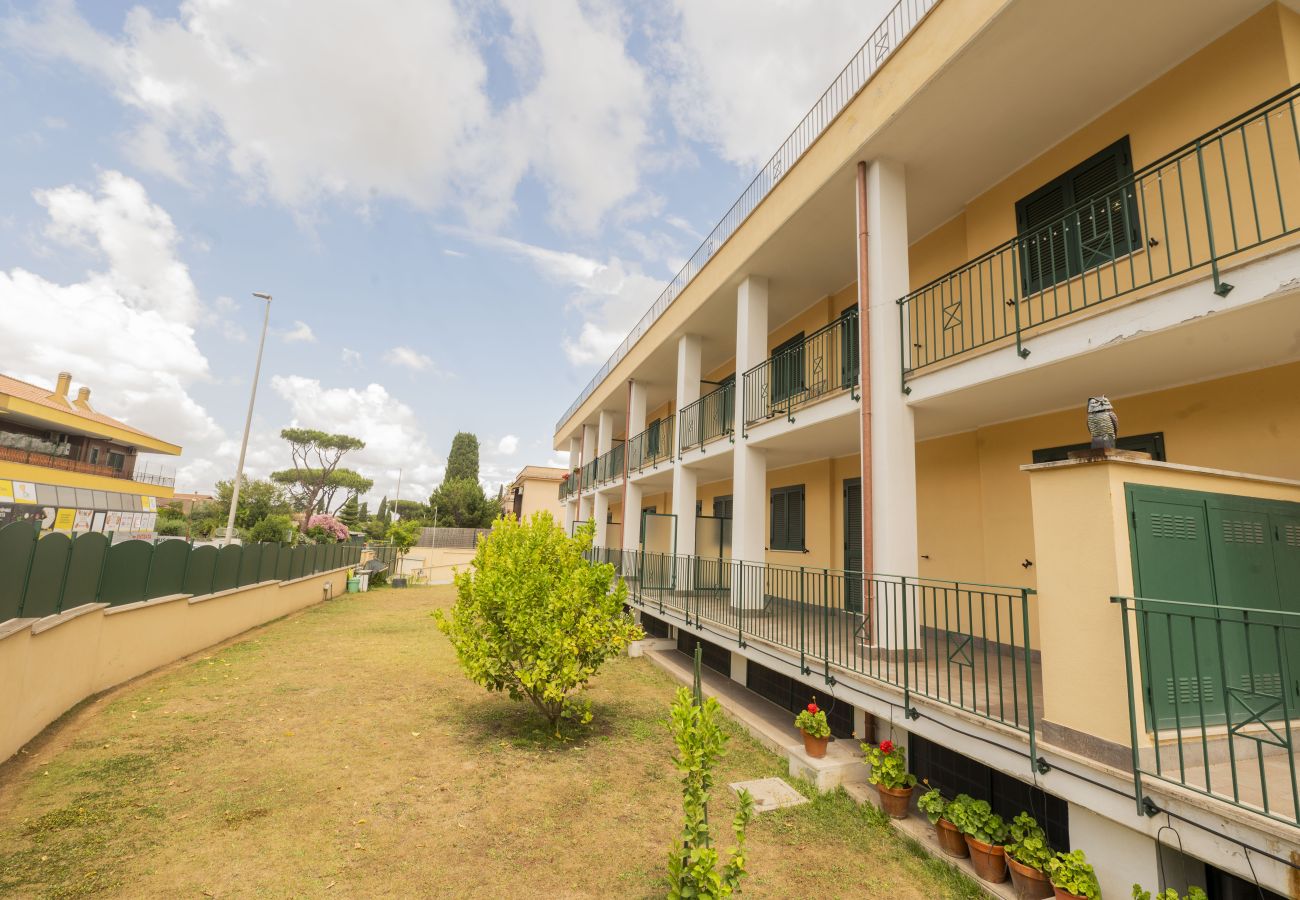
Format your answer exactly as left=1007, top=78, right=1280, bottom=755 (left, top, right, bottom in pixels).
left=275, top=545, right=291, bottom=581
left=307, top=545, right=319, bottom=574
left=259, top=543, right=279, bottom=582
left=238, top=543, right=261, bottom=587
left=62, top=532, right=109, bottom=611
left=146, top=539, right=189, bottom=599
left=213, top=545, right=242, bottom=593
left=21, top=533, right=72, bottom=619
left=289, top=546, right=307, bottom=580
left=0, top=522, right=39, bottom=621
left=100, top=541, right=154, bottom=607
left=184, top=545, right=218, bottom=596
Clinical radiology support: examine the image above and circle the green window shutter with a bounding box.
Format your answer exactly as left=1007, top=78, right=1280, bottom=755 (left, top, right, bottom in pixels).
left=769, top=485, right=805, bottom=551
left=771, top=333, right=805, bottom=404
left=770, top=490, right=788, bottom=549
left=788, top=487, right=805, bottom=551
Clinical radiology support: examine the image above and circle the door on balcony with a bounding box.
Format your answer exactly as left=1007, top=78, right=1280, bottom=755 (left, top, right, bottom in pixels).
left=839, top=306, right=859, bottom=390
left=1127, top=485, right=1300, bottom=730
left=771, top=333, right=804, bottom=409
left=843, top=478, right=863, bottom=614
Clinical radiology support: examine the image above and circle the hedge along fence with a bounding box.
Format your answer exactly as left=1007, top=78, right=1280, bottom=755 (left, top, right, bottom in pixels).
left=0, top=521, right=362, bottom=624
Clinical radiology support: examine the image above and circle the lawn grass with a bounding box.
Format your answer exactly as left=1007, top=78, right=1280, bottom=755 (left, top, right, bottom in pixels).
left=0, top=585, right=982, bottom=899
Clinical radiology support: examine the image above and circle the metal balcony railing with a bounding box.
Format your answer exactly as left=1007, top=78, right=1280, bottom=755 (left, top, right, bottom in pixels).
left=0, top=444, right=176, bottom=488
left=586, top=546, right=1039, bottom=766
left=741, top=310, right=859, bottom=430
left=580, top=459, right=598, bottom=493
left=900, top=83, right=1300, bottom=385
left=559, top=471, right=578, bottom=501
left=1113, top=596, right=1299, bottom=827
left=595, top=443, right=625, bottom=485
left=627, top=418, right=674, bottom=474
left=678, top=381, right=735, bottom=455
left=556, top=0, right=939, bottom=434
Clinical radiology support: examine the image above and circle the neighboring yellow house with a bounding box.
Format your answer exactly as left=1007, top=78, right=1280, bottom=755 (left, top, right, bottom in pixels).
left=0, top=371, right=180, bottom=539
left=500, top=465, right=567, bottom=525
left=556, top=2, right=1300, bottom=896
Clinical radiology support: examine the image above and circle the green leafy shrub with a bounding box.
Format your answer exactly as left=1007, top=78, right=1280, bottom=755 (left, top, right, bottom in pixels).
left=433, top=515, right=641, bottom=736
left=1048, top=850, right=1101, bottom=899
left=1132, top=886, right=1208, bottom=900
left=861, top=739, right=917, bottom=790
left=917, top=788, right=949, bottom=825
left=1005, top=812, right=1053, bottom=872
left=667, top=686, right=753, bottom=899
left=794, top=698, right=830, bottom=738
left=249, top=514, right=294, bottom=544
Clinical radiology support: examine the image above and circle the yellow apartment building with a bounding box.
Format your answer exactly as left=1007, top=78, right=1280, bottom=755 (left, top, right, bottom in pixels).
left=0, top=372, right=180, bottom=540
left=501, top=465, right=567, bottom=523
left=555, top=2, right=1300, bottom=896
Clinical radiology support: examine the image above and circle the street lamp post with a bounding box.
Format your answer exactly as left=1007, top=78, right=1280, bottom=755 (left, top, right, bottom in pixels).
left=224, top=292, right=272, bottom=546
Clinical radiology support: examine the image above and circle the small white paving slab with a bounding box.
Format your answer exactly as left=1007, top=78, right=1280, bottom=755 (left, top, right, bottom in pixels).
left=729, top=777, right=809, bottom=813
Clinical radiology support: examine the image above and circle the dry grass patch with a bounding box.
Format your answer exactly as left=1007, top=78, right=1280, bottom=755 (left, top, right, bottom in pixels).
left=0, top=585, right=979, bottom=899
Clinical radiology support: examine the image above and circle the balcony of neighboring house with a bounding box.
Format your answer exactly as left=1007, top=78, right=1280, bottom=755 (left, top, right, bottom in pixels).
left=0, top=433, right=175, bottom=489
left=900, top=81, right=1300, bottom=403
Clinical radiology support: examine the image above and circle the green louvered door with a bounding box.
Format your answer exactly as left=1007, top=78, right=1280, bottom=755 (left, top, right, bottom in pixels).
left=1128, top=485, right=1300, bottom=729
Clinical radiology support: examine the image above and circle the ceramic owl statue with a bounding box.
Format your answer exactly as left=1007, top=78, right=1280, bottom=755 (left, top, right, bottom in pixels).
left=1086, top=396, right=1118, bottom=449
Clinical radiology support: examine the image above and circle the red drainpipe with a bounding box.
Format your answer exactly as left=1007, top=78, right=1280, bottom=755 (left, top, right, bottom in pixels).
left=857, top=161, right=874, bottom=642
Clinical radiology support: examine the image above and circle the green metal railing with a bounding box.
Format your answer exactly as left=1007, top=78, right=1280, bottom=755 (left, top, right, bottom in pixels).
left=589, top=546, right=1039, bottom=768
left=678, top=381, right=735, bottom=455
left=580, top=459, right=598, bottom=493
left=559, top=473, right=576, bottom=501
left=742, top=310, right=859, bottom=431
left=595, top=443, right=625, bottom=485
left=628, top=418, right=675, bottom=473
left=899, top=83, right=1300, bottom=385
left=1114, top=596, right=1299, bottom=827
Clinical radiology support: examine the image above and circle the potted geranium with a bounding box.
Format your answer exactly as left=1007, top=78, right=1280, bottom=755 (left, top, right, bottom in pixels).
left=918, top=789, right=968, bottom=858
left=861, top=739, right=917, bottom=818
left=794, top=698, right=830, bottom=758
left=1005, top=812, right=1054, bottom=899
left=1048, top=850, right=1101, bottom=900
left=949, top=797, right=1009, bottom=884
left=1132, top=886, right=1208, bottom=900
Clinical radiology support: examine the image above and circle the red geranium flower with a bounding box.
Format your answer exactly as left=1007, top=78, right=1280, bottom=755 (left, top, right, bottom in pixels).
left=807, top=702, right=819, bottom=714
left=880, top=740, right=894, bottom=754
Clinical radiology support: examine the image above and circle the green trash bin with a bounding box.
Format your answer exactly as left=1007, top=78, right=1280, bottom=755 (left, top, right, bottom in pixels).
left=346, top=576, right=360, bottom=593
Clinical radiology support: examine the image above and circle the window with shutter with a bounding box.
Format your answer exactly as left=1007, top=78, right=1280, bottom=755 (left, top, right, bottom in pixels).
left=1015, top=137, right=1141, bottom=294
left=769, top=484, right=805, bottom=551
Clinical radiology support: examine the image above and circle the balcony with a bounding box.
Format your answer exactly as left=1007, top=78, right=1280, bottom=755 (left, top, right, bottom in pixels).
left=742, top=310, right=859, bottom=432
left=899, top=83, right=1300, bottom=386
left=0, top=444, right=175, bottom=489
left=628, top=417, right=674, bottom=474
left=678, top=381, right=734, bottom=455
left=559, top=469, right=579, bottom=501
left=580, top=459, right=598, bottom=493
left=595, top=443, right=624, bottom=487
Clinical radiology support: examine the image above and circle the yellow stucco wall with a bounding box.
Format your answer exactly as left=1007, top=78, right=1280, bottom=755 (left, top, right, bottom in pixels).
left=518, top=477, right=563, bottom=522
left=0, top=566, right=350, bottom=762
left=0, top=460, right=175, bottom=500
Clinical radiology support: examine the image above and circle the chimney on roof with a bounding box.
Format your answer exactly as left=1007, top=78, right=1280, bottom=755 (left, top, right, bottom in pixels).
left=52, top=372, right=72, bottom=403
left=74, top=386, right=93, bottom=412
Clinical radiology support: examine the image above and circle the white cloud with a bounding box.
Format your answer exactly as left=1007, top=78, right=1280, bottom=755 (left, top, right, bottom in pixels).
left=385, top=346, right=435, bottom=372
left=663, top=0, right=893, bottom=168
left=7, top=0, right=652, bottom=231
left=282, top=319, right=316, bottom=343
left=341, top=348, right=362, bottom=368
left=497, top=434, right=519, bottom=455
left=0, top=170, right=226, bottom=489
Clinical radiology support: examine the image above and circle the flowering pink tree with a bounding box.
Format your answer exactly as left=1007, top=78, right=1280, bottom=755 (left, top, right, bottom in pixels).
left=306, top=514, right=349, bottom=542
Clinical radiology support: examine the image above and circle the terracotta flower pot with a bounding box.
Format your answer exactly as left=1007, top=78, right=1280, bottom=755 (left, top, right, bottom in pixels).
left=801, top=729, right=829, bottom=758
left=934, top=818, right=969, bottom=858
left=875, top=784, right=913, bottom=819
left=1052, top=887, right=1089, bottom=900
left=964, top=835, right=1008, bottom=884
left=1006, top=856, right=1054, bottom=900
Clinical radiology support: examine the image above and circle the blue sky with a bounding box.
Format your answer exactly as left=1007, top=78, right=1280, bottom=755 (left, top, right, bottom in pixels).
left=0, top=0, right=890, bottom=504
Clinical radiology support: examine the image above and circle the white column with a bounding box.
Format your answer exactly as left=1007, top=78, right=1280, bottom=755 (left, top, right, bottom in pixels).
left=672, top=335, right=701, bottom=563
left=731, top=276, right=768, bottom=609
left=594, top=410, right=615, bottom=546
left=622, top=381, right=647, bottom=554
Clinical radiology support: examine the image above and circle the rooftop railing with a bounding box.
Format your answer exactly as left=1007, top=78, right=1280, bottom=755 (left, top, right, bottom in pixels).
left=899, top=83, right=1300, bottom=385
left=742, top=311, right=859, bottom=431
left=556, top=0, right=939, bottom=434
left=0, top=444, right=176, bottom=489
left=628, top=418, right=674, bottom=474
left=1114, top=595, right=1299, bottom=828
left=678, top=381, right=734, bottom=456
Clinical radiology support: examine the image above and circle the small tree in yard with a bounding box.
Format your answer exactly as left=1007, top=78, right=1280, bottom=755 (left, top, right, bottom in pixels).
left=666, top=649, right=754, bottom=900
left=387, top=519, right=421, bottom=577
left=434, top=514, right=641, bottom=736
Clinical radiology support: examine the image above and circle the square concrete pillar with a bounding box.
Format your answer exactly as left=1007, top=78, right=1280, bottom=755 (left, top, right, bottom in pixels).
left=731, top=276, right=769, bottom=609
left=729, top=651, right=748, bottom=687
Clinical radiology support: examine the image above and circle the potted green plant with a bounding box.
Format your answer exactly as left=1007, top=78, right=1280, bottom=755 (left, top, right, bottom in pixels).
left=861, top=739, right=917, bottom=818
left=794, top=698, right=831, bottom=758
left=1048, top=850, right=1101, bottom=900
left=919, top=789, right=969, bottom=858
left=1005, top=812, right=1054, bottom=899
left=1132, top=887, right=1208, bottom=900
left=948, top=797, right=1008, bottom=883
